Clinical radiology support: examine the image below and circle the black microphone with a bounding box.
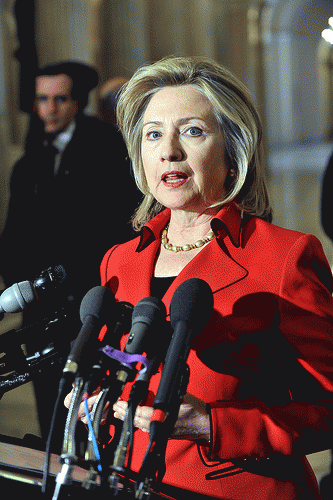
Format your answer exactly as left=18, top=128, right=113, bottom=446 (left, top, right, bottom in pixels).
left=62, top=286, right=116, bottom=378
left=135, top=279, right=214, bottom=493
left=0, top=265, right=66, bottom=313
left=81, top=301, right=134, bottom=398
left=125, top=296, right=167, bottom=357
left=109, top=296, right=168, bottom=490
left=153, top=278, right=214, bottom=411
left=51, top=287, right=117, bottom=498
left=111, top=296, right=169, bottom=386
left=43, top=290, right=121, bottom=495
left=104, top=296, right=169, bottom=404
left=113, top=301, right=134, bottom=341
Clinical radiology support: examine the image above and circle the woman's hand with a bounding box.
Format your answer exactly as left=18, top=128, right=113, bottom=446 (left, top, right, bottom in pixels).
left=113, top=393, right=210, bottom=442
left=64, top=386, right=110, bottom=425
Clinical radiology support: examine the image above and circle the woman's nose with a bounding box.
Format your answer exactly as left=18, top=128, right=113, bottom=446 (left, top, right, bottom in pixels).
left=161, top=136, right=185, bottom=162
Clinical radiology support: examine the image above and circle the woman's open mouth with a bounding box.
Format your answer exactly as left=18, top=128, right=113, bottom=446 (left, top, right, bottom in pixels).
left=161, top=171, right=188, bottom=188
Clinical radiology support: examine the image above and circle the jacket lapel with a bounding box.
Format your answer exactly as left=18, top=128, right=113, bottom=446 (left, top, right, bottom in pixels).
left=114, top=210, right=248, bottom=313
left=115, top=238, right=160, bottom=305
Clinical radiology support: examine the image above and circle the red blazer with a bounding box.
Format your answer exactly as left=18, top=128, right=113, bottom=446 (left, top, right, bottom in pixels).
left=100, top=203, right=333, bottom=499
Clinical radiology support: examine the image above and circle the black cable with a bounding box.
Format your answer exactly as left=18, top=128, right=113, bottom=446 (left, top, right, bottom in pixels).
left=41, top=376, right=68, bottom=493
left=124, top=400, right=134, bottom=490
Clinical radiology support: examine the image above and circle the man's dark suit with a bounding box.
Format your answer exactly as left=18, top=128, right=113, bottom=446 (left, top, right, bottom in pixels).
left=0, top=113, right=141, bottom=299
left=0, top=113, right=141, bottom=444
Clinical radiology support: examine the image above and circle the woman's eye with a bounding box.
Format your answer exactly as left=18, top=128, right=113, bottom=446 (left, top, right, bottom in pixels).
left=185, top=127, right=203, bottom=137
left=147, top=131, right=161, bottom=140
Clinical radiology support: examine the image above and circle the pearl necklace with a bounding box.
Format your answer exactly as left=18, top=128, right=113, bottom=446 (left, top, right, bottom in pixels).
left=161, top=224, right=215, bottom=252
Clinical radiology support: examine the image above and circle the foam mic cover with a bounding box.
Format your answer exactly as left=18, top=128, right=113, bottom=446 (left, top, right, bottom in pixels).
left=170, top=277, right=214, bottom=333
left=0, top=264, right=66, bottom=313
left=153, top=278, right=213, bottom=410
left=125, top=296, right=167, bottom=358
left=63, top=286, right=116, bottom=376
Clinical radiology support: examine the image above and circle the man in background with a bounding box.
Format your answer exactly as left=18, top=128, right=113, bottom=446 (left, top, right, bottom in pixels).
left=98, top=76, right=128, bottom=126
left=0, top=61, right=140, bottom=304
left=0, top=61, right=141, bottom=442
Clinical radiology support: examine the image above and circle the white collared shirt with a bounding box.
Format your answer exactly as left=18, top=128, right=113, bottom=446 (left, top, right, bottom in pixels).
left=49, top=121, right=76, bottom=175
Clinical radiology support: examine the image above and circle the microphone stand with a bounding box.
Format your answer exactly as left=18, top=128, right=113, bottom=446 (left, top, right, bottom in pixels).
left=79, top=346, right=146, bottom=495
left=109, top=358, right=159, bottom=494
left=0, top=331, right=31, bottom=398
left=0, top=340, right=65, bottom=399
left=81, top=385, right=110, bottom=491
left=50, top=343, right=157, bottom=498
left=52, top=376, right=85, bottom=500
left=0, top=302, right=78, bottom=400
left=79, top=354, right=123, bottom=492
left=135, top=362, right=190, bottom=500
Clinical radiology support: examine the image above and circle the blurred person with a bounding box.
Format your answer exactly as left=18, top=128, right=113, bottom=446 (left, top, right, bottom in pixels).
left=321, top=150, right=333, bottom=243
left=98, top=76, right=128, bottom=126
left=0, top=61, right=141, bottom=305
left=65, top=56, right=333, bottom=499
left=0, top=61, right=141, bottom=442
left=319, top=149, right=333, bottom=500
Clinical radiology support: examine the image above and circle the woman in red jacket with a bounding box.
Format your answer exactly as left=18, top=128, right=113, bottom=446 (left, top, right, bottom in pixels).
left=67, top=56, right=333, bottom=499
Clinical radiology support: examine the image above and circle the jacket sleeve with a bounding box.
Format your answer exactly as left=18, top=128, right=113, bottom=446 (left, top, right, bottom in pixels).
left=207, top=234, right=333, bottom=460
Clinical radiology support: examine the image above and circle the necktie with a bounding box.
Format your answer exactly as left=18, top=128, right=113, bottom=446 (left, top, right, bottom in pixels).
left=44, top=143, right=58, bottom=178
left=35, top=144, right=59, bottom=196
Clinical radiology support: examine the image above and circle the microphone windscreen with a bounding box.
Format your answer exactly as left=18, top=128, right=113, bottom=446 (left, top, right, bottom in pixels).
left=170, top=278, right=213, bottom=333
left=114, top=301, right=133, bottom=331
left=79, top=286, right=116, bottom=324
left=125, top=296, right=166, bottom=355
left=132, top=296, right=165, bottom=327
left=64, top=286, right=116, bottom=372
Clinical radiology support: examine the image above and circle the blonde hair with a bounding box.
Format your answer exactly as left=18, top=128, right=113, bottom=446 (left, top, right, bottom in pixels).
left=116, top=56, right=272, bottom=230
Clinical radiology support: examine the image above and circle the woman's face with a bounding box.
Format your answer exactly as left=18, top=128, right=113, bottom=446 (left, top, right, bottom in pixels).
left=141, top=85, right=229, bottom=214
